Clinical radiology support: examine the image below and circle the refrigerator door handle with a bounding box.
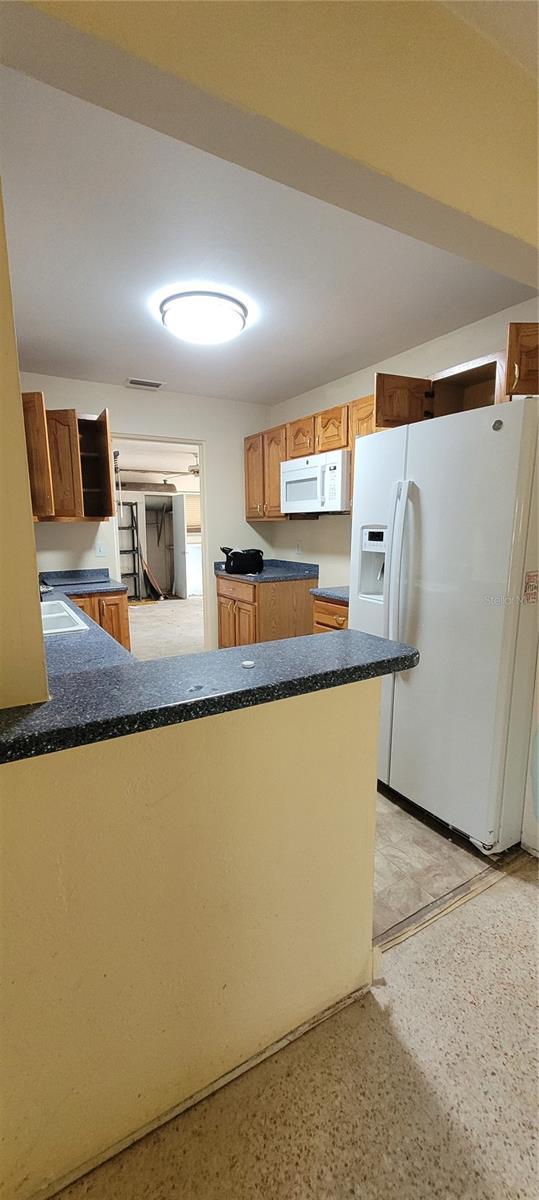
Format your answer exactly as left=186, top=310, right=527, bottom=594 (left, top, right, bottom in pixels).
left=390, top=480, right=412, bottom=642
left=383, top=481, right=401, bottom=640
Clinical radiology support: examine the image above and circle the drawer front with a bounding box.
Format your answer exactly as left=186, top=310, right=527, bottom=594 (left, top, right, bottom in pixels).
left=312, top=600, right=348, bottom=630
left=216, top=576, right=256, bottom=604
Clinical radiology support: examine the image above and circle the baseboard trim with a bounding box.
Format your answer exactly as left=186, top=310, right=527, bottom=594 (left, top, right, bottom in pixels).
left=37, top=982, right=370, bottom=1200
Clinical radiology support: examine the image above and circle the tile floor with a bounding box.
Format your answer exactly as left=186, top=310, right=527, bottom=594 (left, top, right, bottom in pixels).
left=128, top=597, right=205, bottom=660
left=56, top=854, right=538, bottom=1200
left=373, top=791, right=486, bottom=937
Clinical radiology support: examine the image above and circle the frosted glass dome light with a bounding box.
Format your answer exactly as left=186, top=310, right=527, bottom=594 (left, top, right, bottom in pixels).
left=160, top=291, right=248, bottom=345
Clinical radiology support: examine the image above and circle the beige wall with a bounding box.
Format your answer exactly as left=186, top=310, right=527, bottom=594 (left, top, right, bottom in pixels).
left=34, top=512, right=120, bottom=581
left=34, top=1, right=538, bottom=247
left=0, top=680, right=379, bottom=1200
left=265, top=298, right=539, bottom=587
left=0, top=191, right=48, bottom=708
left=21, top=371, right=274, bottom=646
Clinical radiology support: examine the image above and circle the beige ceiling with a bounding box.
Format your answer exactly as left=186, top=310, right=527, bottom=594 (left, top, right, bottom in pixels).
left=444, top=1, right=538, bottom=77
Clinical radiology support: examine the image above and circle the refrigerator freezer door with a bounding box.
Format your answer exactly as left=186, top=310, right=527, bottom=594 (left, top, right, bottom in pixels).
left=389, top=399, right=531, bottom=848
left=349, top=425, right=407, bottom=781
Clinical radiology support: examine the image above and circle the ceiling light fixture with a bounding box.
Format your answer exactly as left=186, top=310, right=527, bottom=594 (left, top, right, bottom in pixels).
left=159, top=290, right=248, bottom=345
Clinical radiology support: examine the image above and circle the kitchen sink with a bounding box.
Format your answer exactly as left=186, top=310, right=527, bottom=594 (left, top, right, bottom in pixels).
left=41, top=600, right=89, bottom=635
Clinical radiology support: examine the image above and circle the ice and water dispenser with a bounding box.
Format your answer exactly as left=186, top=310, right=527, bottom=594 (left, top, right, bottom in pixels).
left=358, top=527, right=387, bottom=598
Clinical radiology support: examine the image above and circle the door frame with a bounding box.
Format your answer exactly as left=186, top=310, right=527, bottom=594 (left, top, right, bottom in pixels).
left=112, top=432, right=208, bottom=651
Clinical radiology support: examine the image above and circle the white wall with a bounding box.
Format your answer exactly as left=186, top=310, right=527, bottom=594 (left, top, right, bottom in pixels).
left=264, top=298, right=538, bottom=587
left=21, top=371, right=273, bottom=646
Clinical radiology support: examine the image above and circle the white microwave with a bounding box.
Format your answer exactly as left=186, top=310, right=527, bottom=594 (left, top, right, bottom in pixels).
left=280, top=449, right=350, bottom=514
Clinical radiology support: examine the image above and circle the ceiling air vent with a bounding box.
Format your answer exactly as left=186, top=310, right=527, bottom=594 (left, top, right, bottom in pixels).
left=125, top=377, right=165, bottom=391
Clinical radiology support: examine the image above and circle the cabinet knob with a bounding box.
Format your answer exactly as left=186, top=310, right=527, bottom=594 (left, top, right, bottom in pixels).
left=335, top=616, right=346, bottom=627
left=511, top=362, right=520, bottom=392
left=263, top=502, right=267, bottom=514
left=228, top=601, right=235, bottom=612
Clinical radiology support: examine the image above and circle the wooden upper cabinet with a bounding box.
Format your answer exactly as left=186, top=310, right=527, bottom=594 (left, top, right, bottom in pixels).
left=287, top=416, right=315, bottom=459
left=21, top=392, right=54, bottom=517
left=263, top=425, right=287, bottom=517
left=348, top=395, right=374, bottom=504
left=348, top=396, right=375, bottom=443
left=78, top=408, right=116, bottom=518
left=46, top=409, right=85, bottom=517
left=374, top=374, right=432, bottom=428
left=244, top=433, right=264, bottom=519
left=314, top=405, right=348, bottom=452
left=505, top=323, right=539, bottom=395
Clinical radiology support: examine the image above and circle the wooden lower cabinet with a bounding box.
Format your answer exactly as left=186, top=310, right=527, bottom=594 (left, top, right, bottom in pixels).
left=217, top=575, right=313, bottom=648
left=235, top=598, right=257, bottom=647
left=71, top=591, right=131, bottom=650
left=217, top=593, right=239, bottom=648
left=312, top=598, right=349, bottom=633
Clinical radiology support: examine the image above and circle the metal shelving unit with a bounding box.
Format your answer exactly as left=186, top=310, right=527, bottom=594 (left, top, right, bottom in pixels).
left=118, top=501, right=141, bottom=600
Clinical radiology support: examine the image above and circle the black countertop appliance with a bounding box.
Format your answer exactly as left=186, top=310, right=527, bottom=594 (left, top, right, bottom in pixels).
left=220, top=547, right=264, bottom=575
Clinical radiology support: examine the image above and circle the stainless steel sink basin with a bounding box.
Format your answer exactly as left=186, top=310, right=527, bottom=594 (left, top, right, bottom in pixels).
left=41, top=600, right=89, bottom=635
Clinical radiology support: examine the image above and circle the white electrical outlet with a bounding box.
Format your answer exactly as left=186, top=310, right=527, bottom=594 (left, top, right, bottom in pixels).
left=95, top=544, right=106, bottom=557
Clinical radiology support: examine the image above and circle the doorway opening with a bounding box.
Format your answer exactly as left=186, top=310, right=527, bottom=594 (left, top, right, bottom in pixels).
left=112, top=436, right=206, bottom=660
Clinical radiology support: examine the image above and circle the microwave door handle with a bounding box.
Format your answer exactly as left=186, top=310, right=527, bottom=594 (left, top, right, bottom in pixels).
left=383, top=482, right=400, bottom=640
left=320, top=465, right=326, bottom=507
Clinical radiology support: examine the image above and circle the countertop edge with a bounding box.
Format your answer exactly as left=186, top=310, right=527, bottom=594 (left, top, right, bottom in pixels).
left=0, top=648, right=419, bottom=765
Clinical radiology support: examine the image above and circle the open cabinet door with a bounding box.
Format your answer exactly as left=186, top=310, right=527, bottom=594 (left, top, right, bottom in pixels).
left=505, top=323, right=539, bottom=395
left=22, top=391, right=55, bottom=516
left=374, top=373, right=432, bottom=429
left=95, top=409, right=116, bottom=516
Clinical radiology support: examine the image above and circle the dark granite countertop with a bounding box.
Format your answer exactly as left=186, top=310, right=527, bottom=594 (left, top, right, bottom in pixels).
left=42, top=592, right=132, bottom=678
left=0, top=630, right=418, bottom=764
left=310, top=586, right=350, bottom=606
left=214, top=558, right=319, bottom=584
left=40, top=569, right=127, bottom=597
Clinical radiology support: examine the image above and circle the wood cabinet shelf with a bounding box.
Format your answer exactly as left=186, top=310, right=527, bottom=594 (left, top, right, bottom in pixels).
left=22, top=393, right=115, bottom=522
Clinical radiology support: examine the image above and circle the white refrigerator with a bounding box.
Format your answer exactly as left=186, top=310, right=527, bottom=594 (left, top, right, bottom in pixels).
left=349, top=396, right=538, bottom=853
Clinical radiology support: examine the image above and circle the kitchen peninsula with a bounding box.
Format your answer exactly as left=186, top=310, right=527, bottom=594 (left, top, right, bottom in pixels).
left=0, top=606, right=417, bottom=1200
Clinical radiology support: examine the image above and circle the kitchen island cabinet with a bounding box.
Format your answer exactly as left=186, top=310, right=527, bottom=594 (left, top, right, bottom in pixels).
left=215, top=559, right=319, bottom=647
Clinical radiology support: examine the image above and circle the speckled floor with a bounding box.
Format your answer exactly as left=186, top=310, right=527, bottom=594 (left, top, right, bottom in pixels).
left=128, top=598, right=205, bottom=660
left=56, top=855, right=538, bottom=1200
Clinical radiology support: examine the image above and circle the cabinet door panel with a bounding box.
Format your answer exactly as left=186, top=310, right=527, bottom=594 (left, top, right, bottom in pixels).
left=98, top=594, right=131, bottom=650
left=287, top=416, right=315, bottom=458
left=244, top=434, right=264, bottom=519
left=235, top=599, right=257, bottom=646
left=505, top=323, right=539, bottom=395
left=22, top=392, right=55, bottom=517
left=218, top=595, right=236, bottom=648
left=315, top=405, right=348, bottom=452
left=46, top=410, right=84, bottom=517
left=71, top=595, right=99, bottom=622
left=348, top=395, right=374, bottom=503
left=263, top=425, right=287, bottom=518
left=374, top=374, right=431, bottom=428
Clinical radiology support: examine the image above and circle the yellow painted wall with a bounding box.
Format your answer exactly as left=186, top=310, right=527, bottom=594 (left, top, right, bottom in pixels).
left=35, top=0, right=537, bottom=246
left=0, top=680, right=380, bottom=1200
left=0, top=188, right=48, bottom=708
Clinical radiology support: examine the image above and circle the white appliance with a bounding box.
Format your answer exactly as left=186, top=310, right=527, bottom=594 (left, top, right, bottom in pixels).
left=280, top=449, right=350, bottom=514
left=349, top=397, right=538, bottom=853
